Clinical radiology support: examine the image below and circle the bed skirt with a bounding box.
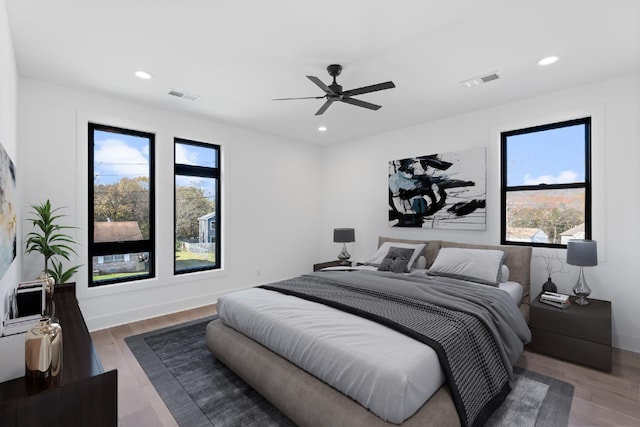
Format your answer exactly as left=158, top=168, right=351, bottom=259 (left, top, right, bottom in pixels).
left=206, top=319, right=460, bottom=427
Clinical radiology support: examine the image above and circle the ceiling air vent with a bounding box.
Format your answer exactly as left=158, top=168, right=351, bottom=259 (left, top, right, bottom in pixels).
left=460, top=71, right=500, bottom=88
left=168, top=89, right=200, bottom=101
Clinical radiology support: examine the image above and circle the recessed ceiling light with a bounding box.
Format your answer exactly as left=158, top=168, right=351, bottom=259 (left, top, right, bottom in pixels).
left=134, top=70, right=153, bottom=80
left=537, top=56, right=559, bottom=66
left=318, top=126, right=327, bottom=132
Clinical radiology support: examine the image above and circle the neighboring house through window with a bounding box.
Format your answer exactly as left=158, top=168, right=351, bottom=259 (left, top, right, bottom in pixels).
left=89, top=123, right=155, bottom=286
left=174, top=138, right=221, bottom=274
left=501, top=117, right=591, bottom=247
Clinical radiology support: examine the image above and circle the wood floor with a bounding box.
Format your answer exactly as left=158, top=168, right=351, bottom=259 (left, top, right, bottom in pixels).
left=91, top=304, right=640, bottom=427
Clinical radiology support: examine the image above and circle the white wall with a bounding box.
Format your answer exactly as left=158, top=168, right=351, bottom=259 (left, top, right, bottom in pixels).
left=320, top=73, right=640, bottom=353
left=0, top=0, right=19, bottom=333
left=18, top=78, right=322, bottom=330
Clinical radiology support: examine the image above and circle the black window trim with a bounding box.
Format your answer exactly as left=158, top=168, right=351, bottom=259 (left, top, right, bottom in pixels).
left=88, top=122, right=156, bottom=286
left=174, top=137, right=221, bottom=275
left=500, top=117, right=592, bottom=248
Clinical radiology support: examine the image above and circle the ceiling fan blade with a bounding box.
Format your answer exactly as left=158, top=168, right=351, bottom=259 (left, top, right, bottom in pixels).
left=343, top=81, right=395, bottom=97
left=307, top=75, right=335, bottom=95
left=340, top=97, right=381, bottom=111
left=272, top=96, right=325, bottom=101
left=315, top=99, right=334, bottom=116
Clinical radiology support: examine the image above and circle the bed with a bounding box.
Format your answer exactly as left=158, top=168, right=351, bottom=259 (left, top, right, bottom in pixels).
left=206, top=238, right=532, bottom=427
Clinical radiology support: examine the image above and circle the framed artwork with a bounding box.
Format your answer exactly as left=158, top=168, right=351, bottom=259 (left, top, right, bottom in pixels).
left=0, top=140, right=17, bottom=280
left=389, top=147, right=486, bottom=230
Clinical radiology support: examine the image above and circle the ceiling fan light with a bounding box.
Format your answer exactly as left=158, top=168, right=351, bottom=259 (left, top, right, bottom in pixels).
left=318, top=126, right=327, bottom=132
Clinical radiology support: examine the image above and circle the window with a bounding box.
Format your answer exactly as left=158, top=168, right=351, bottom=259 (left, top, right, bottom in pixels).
left=501, top=117, right=591, bottom=247
left=89, top=123, right=155, bottom=286
left=174, top=138, right=220, bottom=274
left=101, top=254, right=126, bottom=263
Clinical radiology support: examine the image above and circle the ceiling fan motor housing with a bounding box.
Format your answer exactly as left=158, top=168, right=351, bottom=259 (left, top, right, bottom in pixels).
left=328, top=83, right=343, bottom=96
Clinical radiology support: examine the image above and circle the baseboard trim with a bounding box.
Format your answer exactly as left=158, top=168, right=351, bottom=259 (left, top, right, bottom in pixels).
left=613, top=332, right=640, bottom=354
left=82, top=286, right=250, bottom=332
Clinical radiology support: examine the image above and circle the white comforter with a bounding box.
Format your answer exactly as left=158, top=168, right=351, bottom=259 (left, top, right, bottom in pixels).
left=217, top=278, right=523, bottom=424
left=218, top=287, right=445, bottom=423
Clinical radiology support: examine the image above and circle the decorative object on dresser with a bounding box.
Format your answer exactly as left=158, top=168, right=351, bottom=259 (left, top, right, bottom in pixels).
left=539, top=291, right=571, bottom=309
left=333, top=228, right=355, bottom=265
left=566, top=239, right=597, bottom=305
left=540, top=249, right=568, bottom=293
left=24, top=199, right=81, bottom=298
left=24, top=317, right=63, bottom=391
left=529, top=292, right=611, bottom=371
left=541, top=277, right=557, bottom=293
left=2, top=280, right=47, bottom=336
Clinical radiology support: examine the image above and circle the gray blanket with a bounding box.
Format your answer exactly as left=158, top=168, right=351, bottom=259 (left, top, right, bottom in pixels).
left=261, top=270, right=531, bottom=427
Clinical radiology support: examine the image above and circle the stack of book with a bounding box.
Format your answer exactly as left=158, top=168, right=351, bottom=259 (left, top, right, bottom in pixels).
left=2, top=313, right=41, bottom=336
left=1, top=279, right=47, bottom=336
left=540, top=291, right=571, bottom=309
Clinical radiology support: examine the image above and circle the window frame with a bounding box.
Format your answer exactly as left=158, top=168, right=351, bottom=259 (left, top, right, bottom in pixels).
left=174, top=138, right=221, bottom=275
left=88, top=122, right=156, bottom=287
left=500, top=117, right=592, bottom=248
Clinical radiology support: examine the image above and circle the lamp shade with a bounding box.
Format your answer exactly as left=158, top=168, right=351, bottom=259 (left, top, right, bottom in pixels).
left=333, top=228, right=355, bottom=243
left=566, top=239, right=598, bottom=267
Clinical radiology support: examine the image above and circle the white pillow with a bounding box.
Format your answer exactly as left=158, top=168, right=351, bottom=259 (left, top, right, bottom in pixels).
left=365, top=242, right=426, bottom=270
left=498, top=264, right=510, bottom=283
left=427, top=248, right=504, bottom=286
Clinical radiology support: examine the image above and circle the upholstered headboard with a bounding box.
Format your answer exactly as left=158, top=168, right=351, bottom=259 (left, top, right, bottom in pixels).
left=377, top=237, right=533, bottom=306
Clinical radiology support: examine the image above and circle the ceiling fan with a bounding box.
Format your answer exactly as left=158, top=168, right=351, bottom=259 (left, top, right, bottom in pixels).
left=273, top=64, right=395, bottom=116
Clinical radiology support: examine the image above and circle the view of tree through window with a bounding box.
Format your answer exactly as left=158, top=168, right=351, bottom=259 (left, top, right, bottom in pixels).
left=501, top=118, right=591, bottom=247
left=174, top=139, right=220, bottom=274
left=89, top=123, right=155, bottom=286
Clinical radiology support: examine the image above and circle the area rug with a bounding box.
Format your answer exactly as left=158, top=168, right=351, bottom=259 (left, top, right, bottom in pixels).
left=125, top=316, right=574, bottom=427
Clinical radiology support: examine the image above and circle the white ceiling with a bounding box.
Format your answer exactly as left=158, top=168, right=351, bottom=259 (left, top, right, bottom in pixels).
left=6, top=0, right=640, bottom=145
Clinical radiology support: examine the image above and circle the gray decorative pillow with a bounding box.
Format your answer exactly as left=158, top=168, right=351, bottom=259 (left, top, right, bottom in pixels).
left=377, top=247, right=415, bottom=273
left=364, top=242, right=425, bottom=270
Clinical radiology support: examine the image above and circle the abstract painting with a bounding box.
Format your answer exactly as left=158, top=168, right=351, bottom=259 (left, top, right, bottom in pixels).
left=389, top=147, right=486, bottom=230
left=0, top=141, right=17, bottom=280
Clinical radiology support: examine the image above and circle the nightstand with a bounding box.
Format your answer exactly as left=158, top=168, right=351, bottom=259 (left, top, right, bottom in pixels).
left=529, top=292, right=611, bottom=371
left=313, top=260, right=351, bottom=271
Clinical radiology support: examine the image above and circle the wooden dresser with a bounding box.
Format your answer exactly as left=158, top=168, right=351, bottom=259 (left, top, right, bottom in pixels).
left=529, top=292, right=612, bottom=371
left=0, top=283, right=117, bottom=426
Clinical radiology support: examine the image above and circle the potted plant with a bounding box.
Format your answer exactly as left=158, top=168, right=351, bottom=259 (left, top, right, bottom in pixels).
left=25, top=199, right=81, bottom=297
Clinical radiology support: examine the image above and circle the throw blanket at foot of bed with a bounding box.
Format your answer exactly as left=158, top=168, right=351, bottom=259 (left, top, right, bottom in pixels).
left=261, top=273, right=525, bottom=427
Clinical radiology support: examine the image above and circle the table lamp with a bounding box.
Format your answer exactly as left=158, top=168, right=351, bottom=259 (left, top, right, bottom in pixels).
left=333, top=228, right=355, bottom=265
left=566, top=239, right=598, bottom=306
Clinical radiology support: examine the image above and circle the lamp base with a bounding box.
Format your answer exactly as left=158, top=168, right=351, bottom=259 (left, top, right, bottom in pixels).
left=572, top=267, right=592, bottom=306
left=574, top=295, right=590, bottom=306
left=337, top=243, right=351, bottom=265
